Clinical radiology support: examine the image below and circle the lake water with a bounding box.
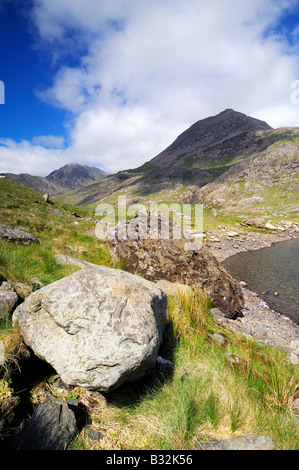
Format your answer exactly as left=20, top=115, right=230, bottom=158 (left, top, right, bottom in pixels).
left=223, top=238, right=299, bottom=325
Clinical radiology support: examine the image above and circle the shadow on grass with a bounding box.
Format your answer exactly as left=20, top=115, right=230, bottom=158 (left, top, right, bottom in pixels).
left=103, top=318, right=176, bottom=409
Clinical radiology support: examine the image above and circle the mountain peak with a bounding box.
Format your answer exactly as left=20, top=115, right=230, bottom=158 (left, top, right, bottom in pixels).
left=149, top=109, right=272, bottom=169
left=46, top=163, right=108, bottom=191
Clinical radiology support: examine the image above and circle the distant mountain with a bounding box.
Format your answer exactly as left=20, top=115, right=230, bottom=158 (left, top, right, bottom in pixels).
left=46, top=163, right=108, bottom=192
left=0, top=173, right=63, bottom=196
left=1, top=163, right=108, bottom=197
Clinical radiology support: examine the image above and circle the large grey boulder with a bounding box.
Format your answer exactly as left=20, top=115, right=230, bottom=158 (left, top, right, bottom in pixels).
left=12, top=261, right=167, bottom=392
left=0, top=223, right=39, bottom=245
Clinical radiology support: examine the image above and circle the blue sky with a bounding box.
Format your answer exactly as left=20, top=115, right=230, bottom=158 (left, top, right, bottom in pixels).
left=1, top=0, right=299, bottom=176
left=0, top=1, right=67, bottom=142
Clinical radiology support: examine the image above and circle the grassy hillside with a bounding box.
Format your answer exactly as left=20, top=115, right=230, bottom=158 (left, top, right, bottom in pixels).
left=0, top=179, right=110, bottom=294
left=0, top=179, right=298, bottom=450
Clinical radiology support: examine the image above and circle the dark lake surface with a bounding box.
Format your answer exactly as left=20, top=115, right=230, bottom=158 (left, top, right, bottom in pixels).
left=223, top=238, right=299, bottom=324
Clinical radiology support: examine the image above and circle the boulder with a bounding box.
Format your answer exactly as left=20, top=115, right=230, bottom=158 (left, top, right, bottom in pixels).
left=10, top=398, right=77, bottom=450
left=0, top=224, right=39, bottom=245
left=105, top=212, right=244, bottom=317
left=265, top=222, right=276, bottom=230
left=13, top=261, right=167, bottom=392
left=241, top=217, right=265, bottom=228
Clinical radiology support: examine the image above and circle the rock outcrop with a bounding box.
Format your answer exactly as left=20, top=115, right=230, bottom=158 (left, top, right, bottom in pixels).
left=105, top=212, right=244, bottom=317
left=10, top=398, right=77, bottom=450
left=12, top=261, right=167, bottom=392
left=0, top=224, right=39, bottom=245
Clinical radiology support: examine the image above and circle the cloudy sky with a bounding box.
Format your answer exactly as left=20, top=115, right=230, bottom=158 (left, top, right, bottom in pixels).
left=1, top=0, right=299, bottom=176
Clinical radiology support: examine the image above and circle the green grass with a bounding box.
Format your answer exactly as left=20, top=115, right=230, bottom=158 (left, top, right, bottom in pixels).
left=68, top=286, right=298, bottom=450
left=0, top=179, right=110, bottom=293
left=182, top=153, right=251, bottom=170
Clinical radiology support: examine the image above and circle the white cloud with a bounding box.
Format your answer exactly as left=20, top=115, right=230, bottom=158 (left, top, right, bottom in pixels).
left=0, top=138, right=64, bottom=176
left=1, top=0, right=299, bottom=175
left=31, top=134, right=65, bottom=148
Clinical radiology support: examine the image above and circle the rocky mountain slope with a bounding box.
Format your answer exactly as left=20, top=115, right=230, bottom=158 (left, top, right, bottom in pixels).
left=0, top=173, right=63, bottom=196
left=58, top=110, right=299, bottom=222
left=148, top=108, right=272, bottom=169
left=198, top=131, right=299, bottom=217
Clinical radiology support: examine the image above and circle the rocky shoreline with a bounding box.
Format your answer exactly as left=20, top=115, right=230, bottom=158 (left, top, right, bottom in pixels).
left=207, top=227, right=299, bottom=263
left=207, top=229, right=299, bottom=364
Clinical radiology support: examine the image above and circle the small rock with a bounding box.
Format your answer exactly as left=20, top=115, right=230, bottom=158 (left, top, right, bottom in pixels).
left=201, top=435, right=275, bottom=450
left=0, top=290, right=18, bottom=318
left=156, top=356, right=174, bottom=366
left=0, top=281, right=15, bottom=292
left=289, top=352, right=299, bottom=365
left=85, top=428, right=104, bottom=442
left=227, top=231, right=239, bottom=237
left=212, top=333, right=226, bottom=346
left=50, top=208, right=64, bottom=217
left=67, top=398, right=79, bottom=408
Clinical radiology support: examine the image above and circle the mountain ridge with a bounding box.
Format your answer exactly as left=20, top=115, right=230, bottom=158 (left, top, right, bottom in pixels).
left=1, top=163, right=108, bottom=196
left=148, top=108, right=272, bottom=169
left=2, top=109, right=298, bottom=222
left=57, top=109, right=298, bottom=221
